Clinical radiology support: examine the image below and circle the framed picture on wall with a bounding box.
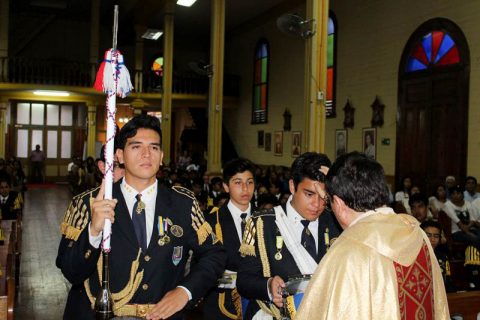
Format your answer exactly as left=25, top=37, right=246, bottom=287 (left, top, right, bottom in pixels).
left=265, top=133, right=272, bottom=151
left=258, top=130, right=264, bottom=148
left=335, top=129, right=347, bottom=159
left=362, top=127, right=376, bottom=160
left=291, top=131, right=301, bottom=157
left=274, top=131, right=283, bottom=156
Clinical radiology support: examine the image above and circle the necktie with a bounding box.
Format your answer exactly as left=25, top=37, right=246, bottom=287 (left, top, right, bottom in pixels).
left=301, top=220, right=317, bottom=262
left=240, top=213, right=248, bottom=238
left=132, top=194, right=147, bottom=252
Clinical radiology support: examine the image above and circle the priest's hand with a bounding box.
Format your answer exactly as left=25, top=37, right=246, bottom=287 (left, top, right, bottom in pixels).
left=90, top=180, right=117, bottom=237
left=146, top=287, right=189, bottom=320
left=268, top=275, right=285, bottom=308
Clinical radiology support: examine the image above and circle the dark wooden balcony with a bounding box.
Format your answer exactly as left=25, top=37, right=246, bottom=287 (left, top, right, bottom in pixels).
left=0, top=57, right=240, bottom=97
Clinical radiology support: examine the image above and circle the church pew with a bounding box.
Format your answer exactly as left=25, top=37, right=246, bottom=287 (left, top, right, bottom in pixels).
left=0, top=221, right=18, bottom=320
left=448, top=291, right=480, bottom=320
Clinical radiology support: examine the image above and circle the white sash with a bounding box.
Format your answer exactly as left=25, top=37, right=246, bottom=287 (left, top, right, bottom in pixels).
left=274, top=206, right=317, bottom=275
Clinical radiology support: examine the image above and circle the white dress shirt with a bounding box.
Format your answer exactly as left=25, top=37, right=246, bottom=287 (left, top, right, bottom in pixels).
left=227, top=200, right=251, bottom=242
left=286, top=196, right=319, bottom=253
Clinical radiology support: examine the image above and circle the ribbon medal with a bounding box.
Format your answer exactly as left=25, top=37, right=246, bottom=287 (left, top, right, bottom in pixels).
left=158, top=216, right=171, bottom=246
left=275, top=236, right=284, bottom=260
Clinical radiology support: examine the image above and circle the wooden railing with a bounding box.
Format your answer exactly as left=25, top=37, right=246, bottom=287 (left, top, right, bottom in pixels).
left=0, top=57, right=240, bottom=97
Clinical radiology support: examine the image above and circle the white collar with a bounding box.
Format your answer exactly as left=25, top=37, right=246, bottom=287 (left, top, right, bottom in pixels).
left=349, top=206, right=395, bottom=227
left=227, top=200, right=251, bottom=218
left=121, top=178, right=157, bottom=200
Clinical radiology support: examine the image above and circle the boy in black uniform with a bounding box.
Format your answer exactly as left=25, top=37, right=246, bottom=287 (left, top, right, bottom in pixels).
left=0, top=178, right=23, bottom=220
left=204, top=158, right=256, bottom=319
left=56, top=115, right=226, bottom=320
left=237, top=152, right=341, bottom=319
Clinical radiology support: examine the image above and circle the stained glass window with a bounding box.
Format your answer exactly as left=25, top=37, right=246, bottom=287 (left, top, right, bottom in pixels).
left=152, top=57, right=164, bottom=76
left=252, top=39, right=269, bottom=124
left=406, top=31, right=460, bottom=72
left=326, top=14, right=337, bottom=117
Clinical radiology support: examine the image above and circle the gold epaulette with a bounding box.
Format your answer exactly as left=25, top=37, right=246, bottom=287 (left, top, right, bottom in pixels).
left=173, top=186, right=212, bottom=245
left=465, top=245, right=480, bottom=266
left=60, top=187, right=100, bottom=241
left=209, top=207, right=223, bottom=244
left=13, top=194, right=22, bottom=210
left=172, top=185, right=196, bottom=200
left=251, top=208, right=275, bottom=218
left=239, top=217, right=256, bottom=257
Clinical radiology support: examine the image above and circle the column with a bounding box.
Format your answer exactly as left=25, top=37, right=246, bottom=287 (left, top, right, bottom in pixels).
left=207, top=0, right=225, bottom=175
left=0, top=101, right=7, bottom=158
left=0, top=0, right=9, bottom=81
left=87, top=103, right=97, bottom=158
left=89, top=0, right=100, bottom=83
left=304, top=0, right=329, bottom=152
left=161, top=0, right=175, bottom=165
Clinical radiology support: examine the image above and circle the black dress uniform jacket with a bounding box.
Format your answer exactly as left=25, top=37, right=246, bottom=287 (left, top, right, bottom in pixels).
left=0, top=191, right=22, bottom=220
left=237, top=205, right=341, bottom=319
left=203, top=202, right=244, bottom=319
left=56, top=180, right=226, bottom=320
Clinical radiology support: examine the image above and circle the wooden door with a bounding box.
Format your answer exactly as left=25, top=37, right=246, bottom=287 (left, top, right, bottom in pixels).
left=397, top=70, right=467, bottom=194
left=396, top=18, right=469, bottom=194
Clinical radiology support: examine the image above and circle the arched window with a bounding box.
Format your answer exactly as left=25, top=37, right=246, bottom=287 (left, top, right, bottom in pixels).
left=405, top=31, right=460, bottom=72
left=326, top=13, right=337, bottom=118
left=252, top=39, right=269, bottom=124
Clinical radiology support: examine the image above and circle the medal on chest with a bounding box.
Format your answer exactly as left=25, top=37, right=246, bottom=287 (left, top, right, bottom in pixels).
left=275, top=236, right=284, bottom=260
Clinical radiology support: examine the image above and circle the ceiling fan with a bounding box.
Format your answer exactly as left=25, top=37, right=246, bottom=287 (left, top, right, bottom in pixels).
left=277, top=13, right=316, bottom=39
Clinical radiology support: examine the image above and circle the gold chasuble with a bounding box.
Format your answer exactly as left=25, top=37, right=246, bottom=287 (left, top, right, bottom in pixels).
left=296, top=211, right=449, bottom=320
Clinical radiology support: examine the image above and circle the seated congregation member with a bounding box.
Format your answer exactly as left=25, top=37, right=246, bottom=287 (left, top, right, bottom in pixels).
left=464, top=176, right=480, bottom=202
left=56, top=115, right=226, bottom=320
left=203, top=158, right=256, bottom=320
left=409, top=193, right=433, bottom=223
left=395, top=176, right=412, bottom=214
left=421, top=220, right=456, bottom=292
left=0, top=178, right=23, bottom=220
left=429, top=184, right=447, bottom=220
left=443, top=185, right=480, bottom=249
left=237, top=152, right=341, bottom=320
left=297, top=152, right=449, bottom=319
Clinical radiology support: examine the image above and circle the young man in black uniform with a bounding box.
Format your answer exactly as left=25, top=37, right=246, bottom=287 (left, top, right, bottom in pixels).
left=204, top=158, right=256, bottom=319
left=56, top=115, right=226, bottom=320
left=237, top=152, right=341, bottom=319
left=0, top=178, right=23, bottom=220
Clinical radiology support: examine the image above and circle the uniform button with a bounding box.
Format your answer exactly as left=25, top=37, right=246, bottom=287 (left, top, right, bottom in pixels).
left=142, top=284, right=149, bottom=291
left=144, top=255, right=151, bottom=262
left=84, top=249, right=91, bottom=259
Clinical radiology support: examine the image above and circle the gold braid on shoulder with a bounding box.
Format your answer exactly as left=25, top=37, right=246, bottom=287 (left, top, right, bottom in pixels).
left=173, top=186, right=212, bottom=245
left=60, top=187, right=100, bottom=241
left=209, top=206, right=223, bottom=244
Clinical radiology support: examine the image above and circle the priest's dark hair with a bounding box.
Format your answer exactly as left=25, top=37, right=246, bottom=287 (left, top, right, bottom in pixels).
left=223, top=158, right=256, bottom=184
left=290, top=152, right=331, bottom=190
left=117, top=114, right=162, bottom=150
left=326, top=151, right=389, bottom=212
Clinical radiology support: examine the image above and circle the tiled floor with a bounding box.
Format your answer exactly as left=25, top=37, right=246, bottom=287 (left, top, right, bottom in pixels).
left=16, top=185, right=72, bottom=320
